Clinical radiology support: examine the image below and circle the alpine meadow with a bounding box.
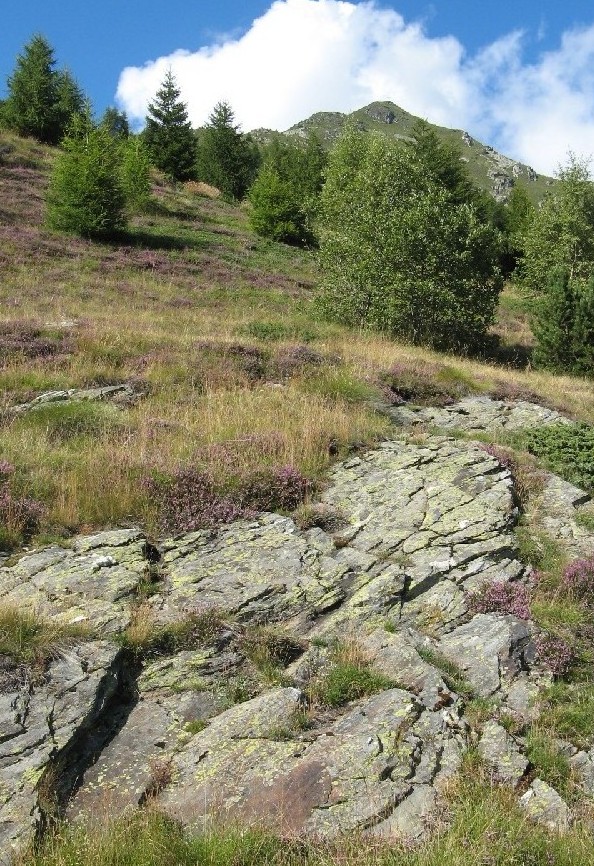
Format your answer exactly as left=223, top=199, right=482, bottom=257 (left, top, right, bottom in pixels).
left=3, top=26, right=594, bottom=866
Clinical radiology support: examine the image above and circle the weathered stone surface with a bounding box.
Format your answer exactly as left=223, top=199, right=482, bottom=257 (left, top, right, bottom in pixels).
left=387, top=396, right=571, bottom=434
left=157, top=687, right=464, bottom=839
left=569, top=751, right=594, bottom=798
left=368, top=784, right=437, bottom=841
left=528, top=475, right=594, bottom=560
left=9, top=384, right=144, bottom=415
left=2, top=397, right=592, bottom=850
left=0, top=530, right=148, bottom=633
left=360, top=630, right=451, bottom=711
left=519, top=779, right=569, bottom=831
left=0, top=641, right=121, bottom=862
left=477, top=721, right=528, bottom=785
left=438, top=614, right=534, bottom=697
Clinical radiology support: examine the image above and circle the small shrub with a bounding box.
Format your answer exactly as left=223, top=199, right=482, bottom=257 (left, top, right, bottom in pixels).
left=518, top=423, right=594, bottom=495
left=379, top=361, right=473, bottom=407
left=308, top=641, right=395, bottom=708
left=535, top=633, right=575, bottom=678
left=123, top=608, right=224, bottom=659
left=562, top=557, right=594, bottom=604
left=144, top=467, right=249, bottom=535
left=146, top=460, right=312, bottom=536
left=293, top=502, right=344, bottom=532
left=313, top=661, right=395, bottom=708
left=184, top=718, right=208, bottom=735
left=466, top=580, right=531, bottom=620
left=0, top=461, right=45, bottom=551
left=0, top=605, right=88, bottom=666
left=241, top=464, right=312, bottom=512
left=0, top=320, right=72, bottom=362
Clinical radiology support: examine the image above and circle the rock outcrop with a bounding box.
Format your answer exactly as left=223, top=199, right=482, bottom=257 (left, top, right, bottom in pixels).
left=1, top=397, right=593, bottom=859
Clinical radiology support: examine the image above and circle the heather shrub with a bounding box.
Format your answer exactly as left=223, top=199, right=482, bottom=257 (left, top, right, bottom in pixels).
left=146, top=462, right=312, bottom=536
left=535, top=633, right=575, bottom=678
left=241, top=464, right=311, bottom=512
left=0, top=321, right=72, bottom=362
left=144, top=467, right=248, bottom=535
left=467, top=580, right=531, bottom=620
left=0, top=460, right=45, bottom=550
left=562, top=557, right=594, bottom=604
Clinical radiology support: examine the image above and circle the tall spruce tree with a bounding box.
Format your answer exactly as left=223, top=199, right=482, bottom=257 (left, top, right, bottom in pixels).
left=3, top=35, right=84, bottom=143
left=143, top=70, right=196, bottom=181
left=196, top=101, right=259, bottom=199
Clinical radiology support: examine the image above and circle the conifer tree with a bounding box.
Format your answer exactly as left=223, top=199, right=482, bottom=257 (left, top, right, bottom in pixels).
left=100, top=106, right=129, bottom=138
left=46, top=110, right=127, bottom=237
left=248, top=133, right=325, bottom=245
left=143, top=70, right=196, bottom=181
left=196, top=101, right=259, bottom=199
left=3, top=35, right=84, bottom=143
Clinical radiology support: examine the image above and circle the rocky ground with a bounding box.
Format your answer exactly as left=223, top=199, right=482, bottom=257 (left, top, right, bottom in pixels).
left=1, top=397, right=593, bottom=862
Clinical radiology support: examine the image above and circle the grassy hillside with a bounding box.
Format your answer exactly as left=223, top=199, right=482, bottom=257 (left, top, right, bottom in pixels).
left=0, top=130, right=592, bottom=552
left=252, top=100, right=553, bottom=203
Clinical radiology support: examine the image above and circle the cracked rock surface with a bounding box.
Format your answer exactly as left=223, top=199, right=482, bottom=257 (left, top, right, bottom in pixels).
left=1, top=398, right=593, bottom=858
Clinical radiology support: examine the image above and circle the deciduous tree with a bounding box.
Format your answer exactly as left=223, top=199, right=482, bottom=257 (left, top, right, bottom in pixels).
left=519, top=154, right=594, bottom=294
left=317, top=127, right=502, bottom=352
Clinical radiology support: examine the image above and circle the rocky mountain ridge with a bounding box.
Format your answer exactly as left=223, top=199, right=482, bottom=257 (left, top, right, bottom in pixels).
left=1, top=396, right=593, bottom=861
left=250, top=100, right=553, bottom=203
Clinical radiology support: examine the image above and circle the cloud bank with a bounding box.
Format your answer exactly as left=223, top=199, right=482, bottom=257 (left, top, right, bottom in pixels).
left=116, top=0, right=594, bottom=175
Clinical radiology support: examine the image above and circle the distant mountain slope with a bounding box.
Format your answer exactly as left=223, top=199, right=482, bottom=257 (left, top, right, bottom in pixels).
left=251, top=101, right=554, bottom=203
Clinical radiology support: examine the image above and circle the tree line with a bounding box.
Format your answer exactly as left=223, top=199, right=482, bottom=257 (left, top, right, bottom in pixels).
left=2, top=34, right=594, bottom=373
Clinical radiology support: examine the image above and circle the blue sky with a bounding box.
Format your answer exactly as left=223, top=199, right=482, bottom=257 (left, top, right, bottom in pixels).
left=2, top=1, right=594, bottom=172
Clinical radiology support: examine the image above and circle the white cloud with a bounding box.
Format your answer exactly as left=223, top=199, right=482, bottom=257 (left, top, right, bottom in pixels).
left=116, top=0, right=594, bottom=175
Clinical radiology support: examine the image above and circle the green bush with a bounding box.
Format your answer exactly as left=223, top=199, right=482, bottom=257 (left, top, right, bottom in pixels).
left=518, top=423, right=594, bottom=494
left=46, top=113, right=127, bottom=237
left=248, top=166, right=311, bottom=245
left=532, top=267, right=594, bottom=374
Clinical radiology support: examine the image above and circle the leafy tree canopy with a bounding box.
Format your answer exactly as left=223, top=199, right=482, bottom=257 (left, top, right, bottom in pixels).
left=317, top=126, right=503, bottom=352
left=143, top=69, right=196, bottom=182
left=248, top=133, right=326, bottom=245
left=518, top=154, right=594, bottom=294
left=101, top=106, right=130, bottom=138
